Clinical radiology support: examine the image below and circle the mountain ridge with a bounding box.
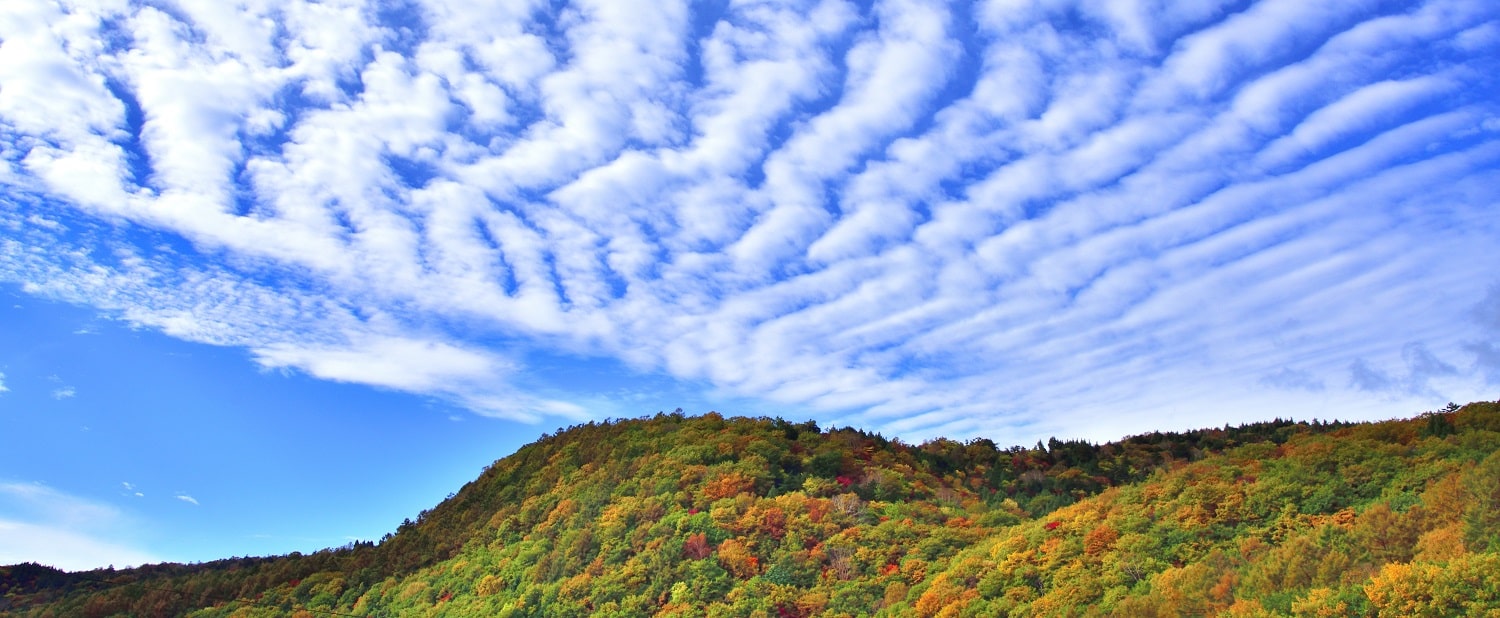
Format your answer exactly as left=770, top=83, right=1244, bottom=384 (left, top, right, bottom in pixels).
left=3, top=401, right=1498, bottom=616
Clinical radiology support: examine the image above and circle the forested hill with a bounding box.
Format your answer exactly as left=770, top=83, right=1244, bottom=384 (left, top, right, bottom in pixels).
left=4, top=401, right=1500, bottom=617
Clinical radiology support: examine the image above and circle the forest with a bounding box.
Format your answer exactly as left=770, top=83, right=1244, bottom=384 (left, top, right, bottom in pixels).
left=3, top=400, right=1499, bottom=617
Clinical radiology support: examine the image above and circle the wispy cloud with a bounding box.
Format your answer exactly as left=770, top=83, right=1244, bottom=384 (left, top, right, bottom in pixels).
left=1350, top=358, right=1397, bottom=394
left=1466, top=285, right=1500, bottom=384
left=41, top=373, right=74, bottom=399
left=0, top=371, right=8, bottom=394
left=1471, top=342, right=1500, bottom=385
left=1348, top=342, right=1464, bottom=400
left=1261, top=367, right=1326, bottom=393
left=2, top=0, right=1497, bottom=441
left=1475, top=285, right=1500, bottom=333
left=175, top=494, right=199, bottom=506
left=0, top=482, right=159, bottom=570
left=1401, top=342, right=1459, bottom=398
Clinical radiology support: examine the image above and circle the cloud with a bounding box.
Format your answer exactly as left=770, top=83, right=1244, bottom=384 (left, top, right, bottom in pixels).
left=1349, top=358, right=1396, bottom=394
left=1466, top=284, right=1500, bottom=385
left=2, top=0, right=1498, bottom=442
left=0, top=371, right=8, bottom=394
left=1470, top=341, right=1500, bottom=385
left=121, top=482, right=143, bottom=498
left=0, top=520, right=160, bottom=571
left=1260, top=367, right=1326, bottom=393
left=249, top=334, right=584, bottom=421
left=52, top=386, right=76, bottom=400
left=0, top=482, right=159, bottom=570
left=251, top=335, right=504, bottom=394
left=1253, top=74, right=1463, bottom=172
left=1401, top=342, right=1459, bottom=396
left=1348, top=343, right=1464, bottom=400
left=175, top=494, right=199, bottom=506
left=1474, top=284, right=1500, bottom=333
left=0, top=482, right=117, bottom=525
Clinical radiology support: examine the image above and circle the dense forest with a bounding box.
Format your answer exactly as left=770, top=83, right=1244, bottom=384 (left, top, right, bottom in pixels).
left=4, top=401, right=1499, bottom=617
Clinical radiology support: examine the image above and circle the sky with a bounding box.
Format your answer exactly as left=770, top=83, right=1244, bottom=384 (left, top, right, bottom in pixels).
left=1, top=0, right=1498, bottom=570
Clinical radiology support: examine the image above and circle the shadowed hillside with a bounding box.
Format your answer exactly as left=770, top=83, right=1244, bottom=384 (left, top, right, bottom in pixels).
left=4, top=402, right=1498, bottom=617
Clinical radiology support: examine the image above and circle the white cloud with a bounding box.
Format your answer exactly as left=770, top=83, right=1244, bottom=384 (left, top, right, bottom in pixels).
left=250, top=333, right=587, bottom=422
left=1254, top=74, right=1462, bottom=171
left=2, top=0, right=1498, bottom=443
left=0, top=482, right=159, bottom=570
left=252, top=335, right=503, bottom=393
left=0, top=520, right=160, bottom=571
left=0, top=371, right=8, bottom=394
left=52, top=386, right=76, bottom=400
left=175, top=494, right=199, bottom=506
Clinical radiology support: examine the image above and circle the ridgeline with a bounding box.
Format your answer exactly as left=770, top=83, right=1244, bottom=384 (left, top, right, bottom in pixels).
left=4, top=401, right=1499, bottom=616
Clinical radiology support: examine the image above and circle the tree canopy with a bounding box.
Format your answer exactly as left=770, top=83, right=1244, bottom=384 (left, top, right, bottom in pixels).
left=5, top=402, right=1499, bottom=617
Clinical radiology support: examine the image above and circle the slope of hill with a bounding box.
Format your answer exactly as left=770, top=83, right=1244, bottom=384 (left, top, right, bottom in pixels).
left=3, top=402, right=1498, bottom=617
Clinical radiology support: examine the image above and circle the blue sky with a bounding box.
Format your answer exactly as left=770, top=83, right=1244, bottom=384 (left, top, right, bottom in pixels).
left=1, top=0, right=1498, bottom=570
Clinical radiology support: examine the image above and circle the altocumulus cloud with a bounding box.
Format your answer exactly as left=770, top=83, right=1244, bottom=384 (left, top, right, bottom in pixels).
left=2, top=0, right=1498, bottom=440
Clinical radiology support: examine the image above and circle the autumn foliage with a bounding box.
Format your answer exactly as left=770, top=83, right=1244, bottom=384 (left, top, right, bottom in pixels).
left=4, top=402, right=1500, bottom=616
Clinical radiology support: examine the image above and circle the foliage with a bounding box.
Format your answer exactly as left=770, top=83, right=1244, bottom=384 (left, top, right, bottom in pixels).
left=4, top=402, right=1499, bottom=617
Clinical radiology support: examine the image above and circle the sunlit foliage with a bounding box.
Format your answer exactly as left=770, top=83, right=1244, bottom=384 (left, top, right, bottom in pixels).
left=4, top=403, right=1498, bottom=616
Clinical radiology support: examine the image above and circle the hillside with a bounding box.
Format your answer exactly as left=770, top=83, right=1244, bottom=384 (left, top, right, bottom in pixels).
left=3, top=402, right=1499, bottom=617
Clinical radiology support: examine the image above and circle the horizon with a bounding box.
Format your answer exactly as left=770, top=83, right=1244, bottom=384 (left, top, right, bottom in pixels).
left=3, top=0, right=1499, bottom=570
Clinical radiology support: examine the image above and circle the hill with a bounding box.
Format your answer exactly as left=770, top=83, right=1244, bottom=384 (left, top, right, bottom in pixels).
left=3, top=402, right=1499, bottom=616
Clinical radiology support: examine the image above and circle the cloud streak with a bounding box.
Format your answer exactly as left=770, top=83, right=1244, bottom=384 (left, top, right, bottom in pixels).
left=0, top=482, right=159, bottom=570
left=2, top=0, right=1498, bottom=441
